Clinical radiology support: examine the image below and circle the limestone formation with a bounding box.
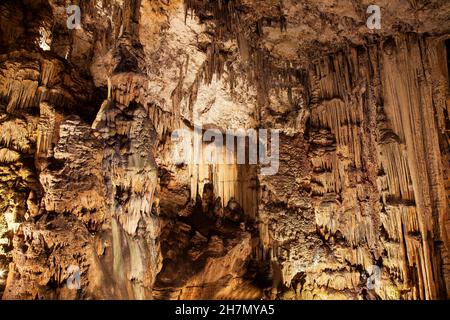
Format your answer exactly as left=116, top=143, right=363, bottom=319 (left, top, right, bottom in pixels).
left=0, top=0, right=449, bottom=300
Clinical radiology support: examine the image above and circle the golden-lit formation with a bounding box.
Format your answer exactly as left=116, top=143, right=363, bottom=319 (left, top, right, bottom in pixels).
left=0, top=0, right=449, bottom=301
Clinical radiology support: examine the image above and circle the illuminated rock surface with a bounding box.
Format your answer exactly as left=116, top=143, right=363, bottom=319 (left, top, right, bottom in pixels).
left=0, top=0, right=449, bottom=300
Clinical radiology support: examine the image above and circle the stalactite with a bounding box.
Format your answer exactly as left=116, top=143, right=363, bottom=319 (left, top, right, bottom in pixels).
left=376, top=143, right=415, bottom=203
left=36, top=102, right=59, bottom=156
left=185, top=129, right=259, bottom=219
left=5, top=80, right=39, bottom=113
left=0, top=0, right=448, bottom=301
left=0, top=148, right=20, bottom=163
left=183, top=0, right=307, bottom=121
left=0, top=120, right=31, bottom=153
left=106, top=72, right=184, bottom=145
left=377, top=34, right=448, bottom=299
left=310, top=97, right=363, bottom=169
left=300, top=35, right=449, bottom=299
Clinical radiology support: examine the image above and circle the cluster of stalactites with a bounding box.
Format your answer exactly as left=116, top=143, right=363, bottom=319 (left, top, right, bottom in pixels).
left=177, top=127, right=259, bottom=219
left=184, top=0, right=306, bottom=120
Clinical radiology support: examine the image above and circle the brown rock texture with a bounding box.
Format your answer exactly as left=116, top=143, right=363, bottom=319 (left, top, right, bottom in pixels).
left=0, top=0, right=449, bottom=300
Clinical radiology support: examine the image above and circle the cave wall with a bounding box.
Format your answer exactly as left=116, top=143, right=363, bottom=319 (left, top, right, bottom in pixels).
left=0, top=0, right=449, bottom=300
left=259, top=35, right=450, bottom=299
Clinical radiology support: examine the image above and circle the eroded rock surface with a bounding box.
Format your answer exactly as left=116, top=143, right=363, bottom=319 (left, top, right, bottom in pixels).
left=0, top=0, right=449, bottom=299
